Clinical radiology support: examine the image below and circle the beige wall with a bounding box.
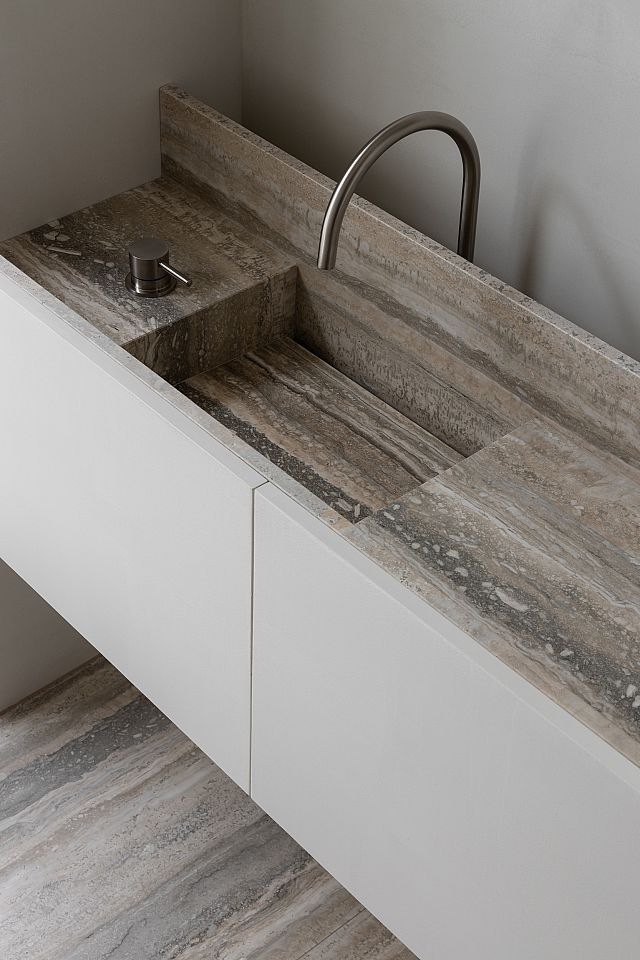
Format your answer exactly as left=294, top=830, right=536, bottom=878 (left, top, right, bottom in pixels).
left=242, top=0, right=640, bottom=359
left=0, top=0, right=242, bottom=240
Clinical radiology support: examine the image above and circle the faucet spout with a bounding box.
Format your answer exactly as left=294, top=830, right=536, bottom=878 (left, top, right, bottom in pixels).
left=317, top=112, right=480, bottom=270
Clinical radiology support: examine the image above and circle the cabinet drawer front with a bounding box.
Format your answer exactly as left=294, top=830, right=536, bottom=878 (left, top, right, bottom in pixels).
left=0, top=277, right=263, bottom=791
left=252, top=486, right=640, bottom=960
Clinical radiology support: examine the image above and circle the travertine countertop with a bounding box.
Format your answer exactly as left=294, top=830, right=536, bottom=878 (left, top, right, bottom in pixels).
left=2, top=85, right=639, bottom=767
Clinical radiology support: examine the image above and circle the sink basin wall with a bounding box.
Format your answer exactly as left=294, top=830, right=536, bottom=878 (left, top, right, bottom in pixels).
left=125, top=265, right=297, bottom=384
left=293, top=265, right=530, bottom=459
left=179, top=335, right=463, bottom=523
left=127, top=261, right=523, bottom=522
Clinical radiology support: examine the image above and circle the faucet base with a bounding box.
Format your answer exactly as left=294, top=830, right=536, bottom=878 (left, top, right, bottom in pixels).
left=125, top=272, right=177, bottom=298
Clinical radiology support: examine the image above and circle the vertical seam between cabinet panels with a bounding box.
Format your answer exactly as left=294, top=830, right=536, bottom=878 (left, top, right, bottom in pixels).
left=249, top=488, right=255, bottom=795
left=249, top=482, right=268, bottom=795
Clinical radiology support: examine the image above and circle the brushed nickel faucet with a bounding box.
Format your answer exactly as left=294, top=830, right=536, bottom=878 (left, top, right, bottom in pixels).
left=317, top=112, right=480, bottom=270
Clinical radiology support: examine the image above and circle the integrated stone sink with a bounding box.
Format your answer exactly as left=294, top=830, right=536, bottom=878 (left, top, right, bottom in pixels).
left=3, top=83, right=639, bottom=773
left=0, top=167, right=515, bottom=526
left=125, top=262, right=522, bottom=523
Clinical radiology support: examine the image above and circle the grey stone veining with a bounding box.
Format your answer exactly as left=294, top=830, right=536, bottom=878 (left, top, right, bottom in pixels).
left=181, top=336, right=462, bottom=522
left=0, top=174, right=297, bottom=347
left=126, top=268, right=297, bottom=385
left=0, top=658, right=414, bottom=959
left=160, top=84, right=640, bottom=468
left=1, top=85, right=640, bottom=769
left=348, top=420, right=640, bottom=754
left=293, top=265, right=527, bottom=458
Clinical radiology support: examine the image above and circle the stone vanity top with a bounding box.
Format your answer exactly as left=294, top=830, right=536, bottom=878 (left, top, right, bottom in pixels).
left=2, top=85, right=639, bottom=767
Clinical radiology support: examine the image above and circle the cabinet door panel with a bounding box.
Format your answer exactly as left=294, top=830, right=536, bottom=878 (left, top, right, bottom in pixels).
left=0, top=276, right=262, bottom=790
left=252, top=485, right=640, bottom=959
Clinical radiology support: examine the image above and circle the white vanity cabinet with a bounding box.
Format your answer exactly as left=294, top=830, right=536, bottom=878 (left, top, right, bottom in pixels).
left=3, top=267, right=640, bottom=959
left=0, top=272, right=263, bottom=792
left=251, top=485, right=640, bottom=960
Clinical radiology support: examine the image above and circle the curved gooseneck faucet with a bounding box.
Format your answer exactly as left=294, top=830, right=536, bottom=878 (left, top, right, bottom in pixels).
left=317, top=112, right=480, bottom=270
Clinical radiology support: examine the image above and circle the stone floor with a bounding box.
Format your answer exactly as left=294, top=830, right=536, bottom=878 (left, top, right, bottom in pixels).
left=0, top=656, right=415, bottom=959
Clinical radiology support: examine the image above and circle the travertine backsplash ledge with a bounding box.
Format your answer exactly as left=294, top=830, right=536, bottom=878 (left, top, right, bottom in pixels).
left=161, top=84, right=640, bottom=468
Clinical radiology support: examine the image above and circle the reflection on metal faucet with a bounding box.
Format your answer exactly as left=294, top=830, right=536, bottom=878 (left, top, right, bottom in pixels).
left=317, top=112, right=480, bottom=270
